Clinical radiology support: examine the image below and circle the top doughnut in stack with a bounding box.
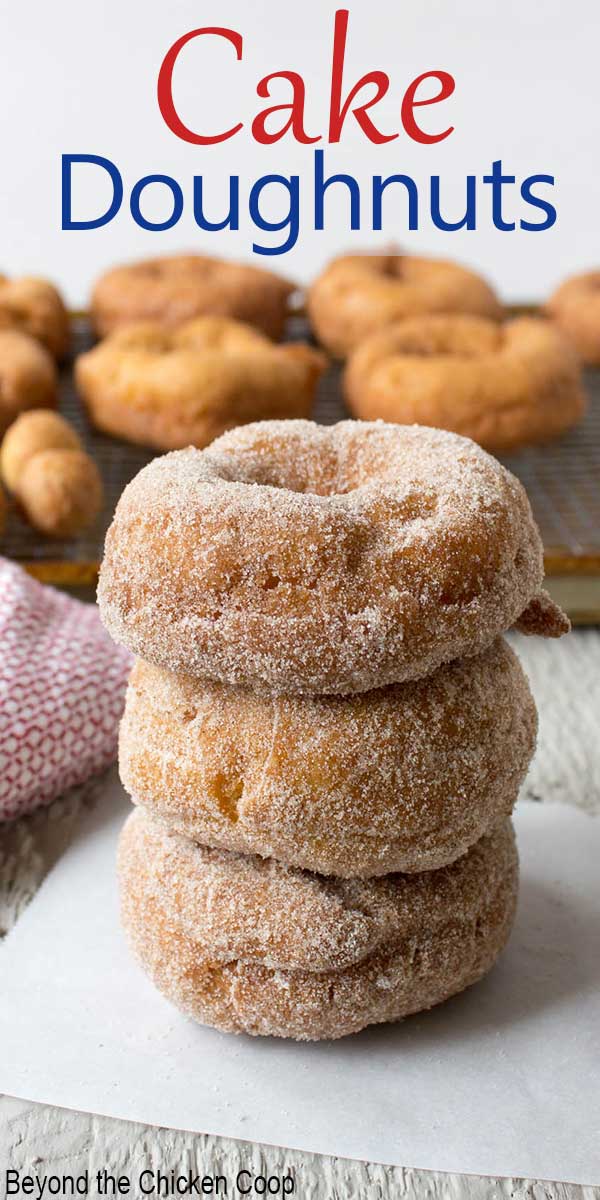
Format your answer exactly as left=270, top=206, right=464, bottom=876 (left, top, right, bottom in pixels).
left=99, top=419, right=569, bottom=1040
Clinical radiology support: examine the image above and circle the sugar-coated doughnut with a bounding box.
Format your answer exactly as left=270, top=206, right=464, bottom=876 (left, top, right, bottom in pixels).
left=0, top=275, right=69, bottom=359
left=0, top=331, right=57, bottom=436
left=307, top=252, right=501, bottom=358
left=75, top=317, right=326, bottom=451
left=18, top=448, right=103, bottom=538
left=345, top=315, right=586, bottom=452
left=118, top=809, right=518, bottom=1040
left=546, top=270, right=600, bottom=365
left=99, top=419, right=568, bottom=696
left=91, top=254, right=296, bottom=341
left=0, top=409, right=81, bottom=493
left=120, top=639, right=535, bottom=877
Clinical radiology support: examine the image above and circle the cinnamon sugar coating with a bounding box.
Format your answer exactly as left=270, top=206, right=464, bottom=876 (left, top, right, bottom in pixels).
left=98, top=419, right=567, bottom=696
left=75, top=317, right=325, bottom=451
left=344, top=315, right=586, bottom=452
left=91, top=254, right=296, bottom=341
left=118, top=811, right=518, bottom=1040
left=307, top=252, right=501, bottom=359
left=120, top=640, right=535, bottom=877
left=0, top=275, right=69, bottom=359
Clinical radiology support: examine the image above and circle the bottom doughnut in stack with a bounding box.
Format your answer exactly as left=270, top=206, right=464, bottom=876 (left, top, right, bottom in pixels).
left=118, top=809, right=518, bottom=1041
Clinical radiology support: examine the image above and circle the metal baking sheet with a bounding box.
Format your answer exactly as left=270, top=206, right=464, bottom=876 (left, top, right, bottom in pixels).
left=2, top=316, right=599, bottom=611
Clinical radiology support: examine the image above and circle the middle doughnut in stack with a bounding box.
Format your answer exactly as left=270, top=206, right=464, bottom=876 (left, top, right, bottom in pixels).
left=99, top=419, right=568, bottom=1041
left=120, top=643, right=536, bottom=878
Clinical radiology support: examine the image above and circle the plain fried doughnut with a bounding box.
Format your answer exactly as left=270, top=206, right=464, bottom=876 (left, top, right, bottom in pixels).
left=0, top=331, right=57, bottom=436
left=0, top=275, right=69, bottom=358
left=120, top=640, right=536, bottom=877
left=91, top=254, right=296, bottom=340
left=344, top=315, right=586, bottom=452
left=118, top=810, right=518, bottom=1040
left=546, top=270, right=600, bottom=365
left=75, top=317, right=326, bottom=451
left=98, top=419, right=568, bottom=696
left=307, top=252, right=501, bottom=358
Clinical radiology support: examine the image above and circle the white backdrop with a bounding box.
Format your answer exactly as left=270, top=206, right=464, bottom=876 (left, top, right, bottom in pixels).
left=1, top=0, right=598, bottom=305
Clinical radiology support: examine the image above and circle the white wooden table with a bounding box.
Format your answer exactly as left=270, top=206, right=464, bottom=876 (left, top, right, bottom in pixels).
left=2, top=630, right=599, bottom=1200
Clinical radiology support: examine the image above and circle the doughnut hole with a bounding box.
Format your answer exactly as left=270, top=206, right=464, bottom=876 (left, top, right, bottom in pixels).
left=1, top=409, right=81, bottom=493
left=217, top=433, right=339, bottom=495
left=0, top=330, right=58, bottom=435
left=18, top=448, right=103, bottom=538
left=213, top=425, right=441, bottom=502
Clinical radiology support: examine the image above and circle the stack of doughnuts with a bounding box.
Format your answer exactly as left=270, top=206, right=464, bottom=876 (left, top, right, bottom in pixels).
left=99, top=419, right=569, bottom=1041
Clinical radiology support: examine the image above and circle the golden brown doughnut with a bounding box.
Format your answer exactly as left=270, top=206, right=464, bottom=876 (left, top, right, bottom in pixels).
left=75, top=317, right=325, bottom=451
left=0, top=409, right=81, bottom=493
left=118, top=809, right=518, bottom=1040
left=545, top=270, right=600, bottom=365
left=91, top=254, right=296, bottom=341
left=0, top=484, right=6, bottom=537
left=0, top=275, right=69, bottom=359
left=307, top=252, right=501, bottom=358
left=0, top=331, right=57, bottom=436
left=120, top=639, right=536, bottom=877
left=344, top=314, right=586, bottom=452
left=98, top=419, right=568, bottom=696
left=18, top=448, right=103, bottom=538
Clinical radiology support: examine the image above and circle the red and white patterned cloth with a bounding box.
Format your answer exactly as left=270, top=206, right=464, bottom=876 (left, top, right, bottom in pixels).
left=0, top=558, right=132, bottom=822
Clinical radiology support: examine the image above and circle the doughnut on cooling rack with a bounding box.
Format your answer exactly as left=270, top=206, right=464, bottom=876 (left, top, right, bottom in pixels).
left=2, top=310, right=599, bottom=622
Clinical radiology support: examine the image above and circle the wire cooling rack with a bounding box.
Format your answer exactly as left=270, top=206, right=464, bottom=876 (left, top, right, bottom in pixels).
left=2, top=315, right=599, bottom=616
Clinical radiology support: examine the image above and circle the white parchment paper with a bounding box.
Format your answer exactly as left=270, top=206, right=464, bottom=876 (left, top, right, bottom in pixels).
left=0, top=772, right=598, bottom=1185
